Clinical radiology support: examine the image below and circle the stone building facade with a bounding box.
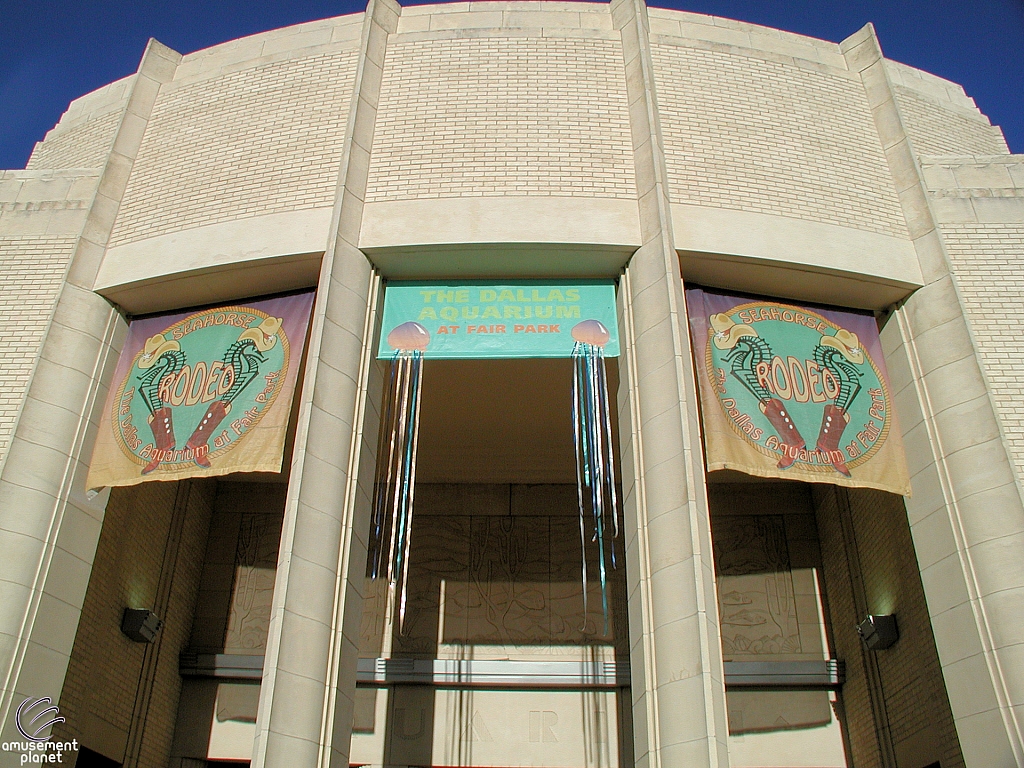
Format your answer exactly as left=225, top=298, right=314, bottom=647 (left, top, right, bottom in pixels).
left=1, top=1, right=1023, bottom=767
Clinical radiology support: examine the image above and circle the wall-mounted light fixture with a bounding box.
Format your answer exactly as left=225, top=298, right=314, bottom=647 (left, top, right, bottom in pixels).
left=121, top=608, right=162, bottom=643
left=857, top=614, right=898, bottom=650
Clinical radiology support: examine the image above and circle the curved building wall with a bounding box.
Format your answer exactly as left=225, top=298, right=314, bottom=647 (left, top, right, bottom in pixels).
left=1, top=3, right=1023, bottom=768
left=107, top=20, right=362, bottom=247
left=365, top=34, right=636, bottom=201
left=650, top=15, right=907, bottom=240
left=934, top=159, right=1024, bottom=478
left=25, top=77, right=135, bottom=171
left=0, top=170, right=100, bottom=466
left=886, top=60, right=1009, bottom=156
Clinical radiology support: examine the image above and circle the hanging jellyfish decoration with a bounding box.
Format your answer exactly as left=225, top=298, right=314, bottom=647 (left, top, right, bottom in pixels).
left=370, top=321, right=430, bottom=632
left=570, top=319, right=620, bottom=635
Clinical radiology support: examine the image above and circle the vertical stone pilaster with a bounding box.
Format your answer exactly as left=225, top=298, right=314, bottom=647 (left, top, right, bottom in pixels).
left=250, top=1, right=399, bottom=766
left=611, top=1, right=729, bottom=766
left=0, top=39, right=180, bottom=743
left=844, top=24, right=1024, bottom=766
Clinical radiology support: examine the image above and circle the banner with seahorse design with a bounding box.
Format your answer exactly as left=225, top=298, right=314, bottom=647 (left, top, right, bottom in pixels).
left=685, top=287, right=910, bottom=496
left=86, top=291, right=314, bottom=490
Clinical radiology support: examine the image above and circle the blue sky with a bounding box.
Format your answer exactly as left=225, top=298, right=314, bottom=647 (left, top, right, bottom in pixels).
left=2, top=0, right=1022, bottom=169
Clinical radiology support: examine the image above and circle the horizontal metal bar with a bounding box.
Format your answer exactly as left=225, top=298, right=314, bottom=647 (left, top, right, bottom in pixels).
left=178, top=653, right=845, bottom=690
left=356, top=658, right=630, bottom=689
left=724, top=660, right=845, bottom=689
left=179, top=652, right=264, bottom=680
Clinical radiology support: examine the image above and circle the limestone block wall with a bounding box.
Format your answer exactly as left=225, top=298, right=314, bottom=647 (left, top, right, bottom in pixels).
left=911, top=160, right=1024, bottom=760
left=365, top=3, right=635, bottom=202
left=107, top=16, right=363, bottom=248
left=26, top=77, right=134, bottom=171
left=922, top=156, right=1024, bottom=483
left=886, top=61, right=1009, bottom=157
left=169, top=482, right=285, bottom=766
left=189, top=482, right=287, bottom=655
left=360, top=484, right=628, bottom=659
left=649, top=10, right=906, bottom=240
left=0, top=170, right=98, bottom=470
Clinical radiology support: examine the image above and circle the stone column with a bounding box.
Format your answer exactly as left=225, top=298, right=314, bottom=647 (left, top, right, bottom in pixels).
left=250, top=1, right=399, bottom=766
left=843, top=24, right=1024, bottom=766
left=610, top=1, right=729, bottom=766
left=0, top=40, right=180, bottom=744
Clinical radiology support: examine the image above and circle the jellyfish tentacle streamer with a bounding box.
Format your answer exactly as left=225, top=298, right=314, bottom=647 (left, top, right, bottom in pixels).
left=571, top=319, right=619, bottom=635
left=370, top=358, right=400, bottom=580
left=397, top=350, right=424, bottom=628
left=571, top=356, right=590, bottom=627
left=371, top=321, right=429, bottom=633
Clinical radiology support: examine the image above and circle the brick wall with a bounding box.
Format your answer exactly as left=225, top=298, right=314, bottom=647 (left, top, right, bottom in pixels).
left=813, top=486, right=880, bottom=768
left=364, top=36, right=635, bottom=202
left=922, top=157, right=1024, bottom=485
left=651, top=43, right=907, bottom=239
left=108, top=49, right=358, bottom=247
left=895, top=88, right=1008, bottom=156
left=813, top=485, right=965, bottom=768
left=885, top=61, right=1008, bottom=157
left=53, top=479, right=215, bottom=767
left=0, top=170, right=96, bottom=472
left=26, top=111, right=122, bottom=171
left=0, top=236, right=76, bottom=463
left=53, top=482, right=175, bottom=759
left=25, top=77, right=133, bottom=171
left=941, top=222, right=1024, bottom=475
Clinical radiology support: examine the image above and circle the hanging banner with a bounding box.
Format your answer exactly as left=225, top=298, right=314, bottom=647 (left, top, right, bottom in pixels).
left=86, top=292, right=314, bottom=490
left=376, top=281, right=619, bottom=359
left=686, top=287, right=911, bottom=495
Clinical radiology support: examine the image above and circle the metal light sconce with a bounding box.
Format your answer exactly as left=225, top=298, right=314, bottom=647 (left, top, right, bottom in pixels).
left=857, top=614, right=898, bottom=650
left=121, top=608, right=162, bottom=643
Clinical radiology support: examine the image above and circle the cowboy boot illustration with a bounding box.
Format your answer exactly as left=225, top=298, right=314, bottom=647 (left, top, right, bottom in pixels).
left=761, top=398, right=805, bottom=469
left=142, top=407, right=175, bottom=474
left=185, top=400, right=230, bottom=468
left=816, top=403, right=851, bottom=477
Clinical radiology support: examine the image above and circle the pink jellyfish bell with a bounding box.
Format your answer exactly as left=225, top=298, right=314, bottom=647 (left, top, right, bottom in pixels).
left=571, top=319, right=610, bottom=347
left=387, top=321, right=430, bottom=351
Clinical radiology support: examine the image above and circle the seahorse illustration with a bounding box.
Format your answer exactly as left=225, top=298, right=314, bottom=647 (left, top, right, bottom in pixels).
left=711, top=313, right=806, bottom=469
left=136, top=333, right=186, bottom=474
left=812, top=328, right=864, bottom=477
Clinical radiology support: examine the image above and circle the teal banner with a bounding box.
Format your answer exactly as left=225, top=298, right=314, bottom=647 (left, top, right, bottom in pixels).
left=377, top=281, right=619, bottom=359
